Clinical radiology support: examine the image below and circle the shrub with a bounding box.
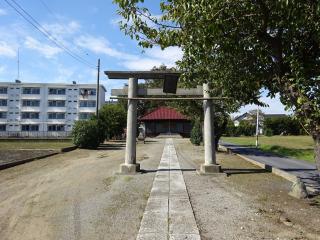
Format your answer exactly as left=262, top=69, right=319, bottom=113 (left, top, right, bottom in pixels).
left=225, top=119, right=239, bottom=137
left=190, top=118, right=202, bottom=145
left=264, top=116, right=304, bottom=135
left=264, top=128, right=273, bottom=136
left=237, top=121, right=256, bottom=136
left=72, top=119, right=101, bottom=149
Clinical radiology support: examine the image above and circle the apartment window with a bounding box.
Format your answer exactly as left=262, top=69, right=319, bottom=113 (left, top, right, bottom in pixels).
left=48, top=100, right=65, bottom=107
left=22, top=99, right=40, bottom=107
left=21, top=125, right=39, bottom=131
left=0, top=87, right=7, bottom=94
left=22, top=87, right=40, bottom=94
left=0, top=124, right=6, bottom=131
left=49, top=88, right=66, bottom=95
left=80, top=88, right=96, bottom=96
left=21, top=112, right=39, bottom=119
left=0, top=112, right=6, bottom=118
left=48, top=112, right=65, bottom=119
left=48, top=124, right=64, bottom=131
left=0, top=99, right=7, bottom=106
left=79, top=112, right=94, bottom=120
left=79, top=100, right=96, bottom=107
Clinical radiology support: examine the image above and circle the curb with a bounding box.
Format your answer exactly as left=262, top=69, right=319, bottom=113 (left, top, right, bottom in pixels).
left=0, top=152, right=59, bottom=170
left=60, top=146, right=77, bottom=152
left=0, top=146, right=77, bottom=170
left=219, top=145, right=298, bottom=183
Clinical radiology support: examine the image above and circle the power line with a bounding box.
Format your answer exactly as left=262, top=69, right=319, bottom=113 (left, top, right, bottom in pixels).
left=4, top=0, right=96, bottom=69
left=9, top=0, right=95, bottom=68
left=38, top=0, right=55, bottom=16
left=37, top=0, right=95, bottom=61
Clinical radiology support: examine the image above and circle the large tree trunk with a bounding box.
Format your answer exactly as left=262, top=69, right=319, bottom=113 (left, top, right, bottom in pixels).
left=313, top=131, right=320, bottom=171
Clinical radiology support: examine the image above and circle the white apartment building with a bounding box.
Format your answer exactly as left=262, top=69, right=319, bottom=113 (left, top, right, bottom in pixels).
left=0, top=81, right=106, bottom=138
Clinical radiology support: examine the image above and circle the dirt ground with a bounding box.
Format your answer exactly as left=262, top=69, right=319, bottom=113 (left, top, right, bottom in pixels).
left=0, top=138, right=319, bottom=240
left=175, top=139, right=320, bottom=240
left=0, top=140, right=164, bottom=240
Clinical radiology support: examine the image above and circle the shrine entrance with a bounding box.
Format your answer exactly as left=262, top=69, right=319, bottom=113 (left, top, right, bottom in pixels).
left=104, top=70, right=223, bottom=175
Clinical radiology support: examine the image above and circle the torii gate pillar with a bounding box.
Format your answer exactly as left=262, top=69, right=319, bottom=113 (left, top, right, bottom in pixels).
left=119, top=77, right=140, bottom=174
left=199, top=83, right=222, bottom=174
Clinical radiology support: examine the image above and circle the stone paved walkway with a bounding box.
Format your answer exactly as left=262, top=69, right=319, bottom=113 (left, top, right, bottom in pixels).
left=137, top=138, right=201, bottom=240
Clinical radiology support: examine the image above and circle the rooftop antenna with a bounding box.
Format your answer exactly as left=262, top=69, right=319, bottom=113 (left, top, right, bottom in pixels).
left=15, top=48, right=22, bottom=83
left=17, top=48, right=20, bottom=80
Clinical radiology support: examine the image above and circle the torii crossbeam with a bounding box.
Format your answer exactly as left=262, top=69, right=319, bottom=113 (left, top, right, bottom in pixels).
left=105, top=70, right=222, bottom=175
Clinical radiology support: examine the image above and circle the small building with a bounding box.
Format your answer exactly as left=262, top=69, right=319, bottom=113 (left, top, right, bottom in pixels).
left=139, top=107, right=192, bottom=137
left=233, top=111, right=287, bottom=134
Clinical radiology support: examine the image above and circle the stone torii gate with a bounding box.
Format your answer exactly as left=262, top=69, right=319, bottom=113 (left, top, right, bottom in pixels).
left=105, top=70, right=222, bottom=175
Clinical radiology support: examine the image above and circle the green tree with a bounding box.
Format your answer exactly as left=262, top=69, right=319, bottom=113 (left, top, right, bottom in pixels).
left=190, top=118, right=202, bottom=145
left=99, top=104, right=127, bottom=140
left=72, top=119, right=101, bottom=149
left=114, top=0, right=320, bottom=170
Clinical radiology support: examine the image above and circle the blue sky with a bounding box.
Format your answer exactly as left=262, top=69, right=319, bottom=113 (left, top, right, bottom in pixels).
left=0, top=0, right=289, bottom=116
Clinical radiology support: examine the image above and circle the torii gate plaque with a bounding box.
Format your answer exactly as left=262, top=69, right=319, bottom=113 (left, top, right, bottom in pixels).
left=105, top=71, right=222, bottom=175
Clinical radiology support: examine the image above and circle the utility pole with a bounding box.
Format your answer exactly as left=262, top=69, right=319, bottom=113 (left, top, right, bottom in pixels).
left=255, top=106, right=259, bottom=148
left=96, top=58, right=100, bottom=117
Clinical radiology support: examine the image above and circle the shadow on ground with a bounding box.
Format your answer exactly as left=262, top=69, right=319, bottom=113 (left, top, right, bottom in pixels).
left=97, top=143, right=126, bottom=151
left=223, top=168, right=270, bottom=176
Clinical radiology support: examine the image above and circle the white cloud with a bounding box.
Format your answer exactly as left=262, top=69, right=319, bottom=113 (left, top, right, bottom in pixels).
left=43, top=20, right=81, bottom=37
left=75, top=35, right=136, bottom=60
left=0, top=8, right=7, bottom=16
left=0, top=41, right=16, bottom=58
left=0, top=65, right=6, bottom=74
left=122, top=47, right=182, bottom=70
left=232, top=93, right=291, bottom=117
left=24, top=36, right=62, bottom=58
left=122, top=58, right=166, bottom=70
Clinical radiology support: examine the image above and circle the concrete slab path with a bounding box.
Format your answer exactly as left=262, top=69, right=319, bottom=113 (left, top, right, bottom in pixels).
left=137, top=138, right=200, bottom=240
left=221, top=142, right=320, bottom=195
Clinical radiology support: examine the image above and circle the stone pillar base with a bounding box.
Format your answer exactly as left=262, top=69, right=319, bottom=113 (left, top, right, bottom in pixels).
left=198, top=164, right=223, bottom=175
left=118, top=163, right=140, bottom=175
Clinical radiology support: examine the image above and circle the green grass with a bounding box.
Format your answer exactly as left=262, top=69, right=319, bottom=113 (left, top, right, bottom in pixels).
left=0, top=139, right=73, bottom=150
left=222, top=135, right=315, bottom=163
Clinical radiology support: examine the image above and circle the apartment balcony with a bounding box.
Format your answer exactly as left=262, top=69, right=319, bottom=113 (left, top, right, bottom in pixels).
left=46, top=119, right=67, bottom=125
left=47, top=95, right=67, bottom=100
left=78, top=107, right=96, bottom=112
left=20, top=106, right=40, bottom=111
left=79, top=95, right=96, bottom=101
left=0, top=106, right=8, bottom=111
left=20, top=94, right=41, bottom=99
left=47, top=107, right=67, bottom=112
left=20, top=119, right=42, bottom=123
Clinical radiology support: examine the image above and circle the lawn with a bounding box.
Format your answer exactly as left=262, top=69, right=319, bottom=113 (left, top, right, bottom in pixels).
left=0, top=139, right=73, bottom=150
left=221, top=135, right=315, bottom=163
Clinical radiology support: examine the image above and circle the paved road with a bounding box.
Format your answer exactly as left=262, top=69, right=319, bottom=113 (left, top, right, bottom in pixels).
left=220, top=142, right=320, bottom=195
